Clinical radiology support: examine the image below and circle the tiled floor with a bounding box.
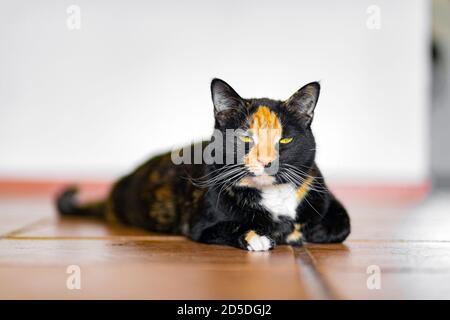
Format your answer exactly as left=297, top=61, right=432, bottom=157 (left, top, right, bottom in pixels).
left=1, top=183, right=449, bottom=299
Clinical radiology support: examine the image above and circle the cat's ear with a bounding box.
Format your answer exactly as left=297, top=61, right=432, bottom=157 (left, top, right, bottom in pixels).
left=285, top=82, right=320, bottom=126
left=211, top=78, right=246, bottom=125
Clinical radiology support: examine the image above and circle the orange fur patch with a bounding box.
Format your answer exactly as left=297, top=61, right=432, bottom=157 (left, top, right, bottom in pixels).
left=244, top=230, right=258, bottom=243
left=296, top=176, right=315, bottom=200
left=244, top=106, right=282, bottom=170
left=286, top=223, right=303, bottom=243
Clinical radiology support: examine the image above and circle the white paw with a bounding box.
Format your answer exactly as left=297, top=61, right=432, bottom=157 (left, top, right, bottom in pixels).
left=246, top=234, right=273, bottom=251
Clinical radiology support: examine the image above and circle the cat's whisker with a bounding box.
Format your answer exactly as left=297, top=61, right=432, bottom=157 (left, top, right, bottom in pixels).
left=185, top=165, right=239, bottom=187
left=192, top=165, right=245, bottom=188
left=207, top=167, right=245, bottom=188
left=191, top=163, right=241, bottom=182
left=302, top=196, right=324, bottom=218
left=284, top=163, right=311, bottom=176
left=279, top=171, right=297, bottom=186
left=284, top=164, right=322, bottom=181
left=281, top=168, right=306, bottom=184
left=202, top=167, right=243, bottom=183
left=214, top=170, right=247, bottom=209
left=281, top=167, right=328, bottom=195
left=284, top=166, right=327, bottom=191
left=211, top=167, right=246, bottom=183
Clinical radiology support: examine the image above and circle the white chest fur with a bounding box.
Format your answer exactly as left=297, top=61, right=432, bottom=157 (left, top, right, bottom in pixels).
left=259, top=183, right=299, bottom=220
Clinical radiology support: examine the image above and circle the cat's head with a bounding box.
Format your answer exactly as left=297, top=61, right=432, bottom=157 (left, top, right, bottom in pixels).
left=209, top=78, right=319, bottom=187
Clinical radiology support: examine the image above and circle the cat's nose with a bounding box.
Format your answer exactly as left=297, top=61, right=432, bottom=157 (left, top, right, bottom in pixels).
left=257, top=156, right=273, bottom=168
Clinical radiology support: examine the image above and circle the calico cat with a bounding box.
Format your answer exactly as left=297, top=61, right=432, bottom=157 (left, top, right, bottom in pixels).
left=57, top=79, right=350, bottom=251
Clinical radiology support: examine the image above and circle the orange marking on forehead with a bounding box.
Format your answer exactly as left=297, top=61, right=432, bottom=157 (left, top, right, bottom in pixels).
left=249, top=106, right=281, bottom=130
left=244, top=106, right=282, bottom=173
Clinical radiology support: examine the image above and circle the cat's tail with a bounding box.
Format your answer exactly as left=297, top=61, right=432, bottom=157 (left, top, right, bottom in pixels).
left=56, top=186, right=107, bottom=219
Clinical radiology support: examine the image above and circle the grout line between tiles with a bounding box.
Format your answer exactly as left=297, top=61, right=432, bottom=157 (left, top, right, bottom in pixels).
left=292, top=246, right=336, bottom=300
left=0, top=218, right=50, bottom=239
left=4, top=235, right=186, bottom=241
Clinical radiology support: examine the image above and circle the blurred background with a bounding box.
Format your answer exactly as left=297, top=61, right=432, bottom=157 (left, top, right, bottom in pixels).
left=0, top=0, right=435, bottom=187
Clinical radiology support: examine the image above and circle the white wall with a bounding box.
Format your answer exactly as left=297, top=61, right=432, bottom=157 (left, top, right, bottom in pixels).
left=0, top=0, right=430, bottom=183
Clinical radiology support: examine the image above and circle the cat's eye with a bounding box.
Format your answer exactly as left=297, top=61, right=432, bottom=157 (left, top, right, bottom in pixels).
left=239, top=135, right=253, bottom=143
left=279, top=137, right=294, bottom=144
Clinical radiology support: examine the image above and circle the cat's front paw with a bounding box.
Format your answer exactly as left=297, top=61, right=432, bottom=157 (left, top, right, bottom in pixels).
left=241, top=230, right=274, bottom=251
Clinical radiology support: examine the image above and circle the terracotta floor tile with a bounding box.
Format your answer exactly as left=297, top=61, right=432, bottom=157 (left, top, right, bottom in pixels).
left=305, top=241, right=450, bottom=299
left=0, top=239, right=307, bottom=299
left=8, top=216, right=169, bottom=240
left=1, top=186, right=448, bottom=299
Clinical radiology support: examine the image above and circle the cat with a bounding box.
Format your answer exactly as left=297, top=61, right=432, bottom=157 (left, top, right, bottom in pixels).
left=57, top=78, right=350, bottom=251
